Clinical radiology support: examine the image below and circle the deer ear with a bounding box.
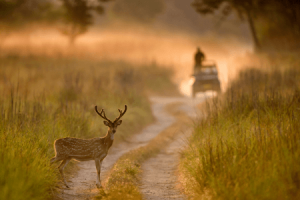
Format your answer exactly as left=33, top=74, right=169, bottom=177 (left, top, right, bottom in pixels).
left=103, top=121, right=110, bottom=126
left=116, top=120, right=122, bottom=126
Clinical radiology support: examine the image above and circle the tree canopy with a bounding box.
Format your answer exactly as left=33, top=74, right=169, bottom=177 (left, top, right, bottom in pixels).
left=0, top=0, right=55, bottom=32
left=59, top=0, right=112, bottom=45
left=192, top=0, right=263, bottom=50
left=0, top=0, right=112, bottom=45
left=112, top=0, right=165, bottom=24
left=192, top=0, right=300, bottom=51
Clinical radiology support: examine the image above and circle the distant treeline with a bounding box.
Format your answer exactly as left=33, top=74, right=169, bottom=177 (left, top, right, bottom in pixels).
left=192, top=0, right=300, bottom=51
left=1, top=0, right=299, bottom=50
left=0, top=0, right=165, bottom=45
left=0, top=0, right=104, bottom=45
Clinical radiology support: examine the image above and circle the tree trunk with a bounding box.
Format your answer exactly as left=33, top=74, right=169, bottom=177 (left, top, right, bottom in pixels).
left=69, top=24, right=77, bottom=46
left=0, top=31, right=9, bottom=48
left=69, top=34, right=76, bottom=46
left=245, top=9, right=261, bottom=52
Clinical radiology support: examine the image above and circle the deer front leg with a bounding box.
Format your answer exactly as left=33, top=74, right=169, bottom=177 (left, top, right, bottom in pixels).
left=58, top=159, right=70, bottom=188
left=95, top=159, right=103, bottom=188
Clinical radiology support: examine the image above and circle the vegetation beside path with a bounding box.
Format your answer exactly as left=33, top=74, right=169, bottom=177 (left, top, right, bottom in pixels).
left=179, top=55, right=300, bottom=199
left=0, top=56, right=178, bottom=200
left=97, top=103, right=191, bottom=200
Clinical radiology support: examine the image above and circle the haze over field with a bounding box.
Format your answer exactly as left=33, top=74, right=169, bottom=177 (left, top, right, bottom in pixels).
left=0, top=0, right=254, bottom=96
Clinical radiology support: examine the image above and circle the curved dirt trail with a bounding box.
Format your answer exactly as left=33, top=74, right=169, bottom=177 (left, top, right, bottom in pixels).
left=56, top=96, right=207, bottom=200
left=140, top=97, right=207, bottom=200
left=140, top=131, right=191, bottom=200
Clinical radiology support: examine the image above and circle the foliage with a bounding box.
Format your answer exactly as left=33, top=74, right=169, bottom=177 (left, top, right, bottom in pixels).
left=179, top=57, right=300, bottom=199
left=192, top=0, right=264, bottom=50
left=0, top=0, right=112, bottom=44
left=192, top=0, right=300, bottom=51
left=255, top=0, right=300, bottom=50
left=261, top=0, right=300, bottom=36
left=112, top=0, right=165, bottom=23
left=59, top=0, right=92, bottom=44
left=59, top=0, right=112, bottom=45
left=0, top=0, right=55, bottom=34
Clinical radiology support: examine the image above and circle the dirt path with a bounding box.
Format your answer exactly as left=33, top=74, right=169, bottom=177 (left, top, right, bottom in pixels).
left=56, top=96, right=208, bottom=200
left=140, top=130, right=191, bottom=200
left=140, top=97, right=207, bottom=200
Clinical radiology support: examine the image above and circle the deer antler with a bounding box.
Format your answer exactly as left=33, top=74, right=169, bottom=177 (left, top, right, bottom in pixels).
left=113, top=105, right=127, bottom=123
left=95, top=106, right=112, bottom=123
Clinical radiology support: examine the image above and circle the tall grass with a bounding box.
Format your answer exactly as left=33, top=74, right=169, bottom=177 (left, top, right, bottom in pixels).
left=0, top=91, right=90, bottom=200
left=180, top=62, right=300, bottom=199
left=0, top=55, right=178, bottom=200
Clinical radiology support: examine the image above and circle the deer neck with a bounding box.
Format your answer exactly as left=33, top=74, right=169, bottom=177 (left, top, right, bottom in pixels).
left=104, top=131, right=114, bottom=149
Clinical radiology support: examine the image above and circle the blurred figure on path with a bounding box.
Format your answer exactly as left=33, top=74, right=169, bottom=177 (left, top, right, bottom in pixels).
left=194, top=47, right=205, bottom=74
left=194, top=47, right=205, bottom=68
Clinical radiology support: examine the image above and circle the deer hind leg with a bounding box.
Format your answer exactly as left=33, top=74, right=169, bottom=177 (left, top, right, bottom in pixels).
left=95, top=159, right=103, bottom=189
left=58, top=159, right=71, bottom=188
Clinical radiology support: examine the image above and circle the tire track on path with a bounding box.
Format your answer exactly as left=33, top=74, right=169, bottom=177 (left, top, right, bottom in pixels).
left=140, top=97, right=207, bottom=200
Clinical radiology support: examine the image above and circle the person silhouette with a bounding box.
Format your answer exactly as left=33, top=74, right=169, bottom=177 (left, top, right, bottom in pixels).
left=194, top=47, right=205, bottom=68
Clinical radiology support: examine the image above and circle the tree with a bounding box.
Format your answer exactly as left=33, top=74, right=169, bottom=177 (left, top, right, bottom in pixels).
left=192, top=0, right=263, bottom=51
left=59, top=0, right=112, bottom=45
left=112, top=0, right=164, bottom=24
left=269, top=0, right=300, bottom=37
left=0, top=0, right=55, bottom=42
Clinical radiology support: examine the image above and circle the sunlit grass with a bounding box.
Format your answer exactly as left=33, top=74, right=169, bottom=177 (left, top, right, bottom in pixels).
left=0, top=55, right=178, bottom=200
left=179, top=60, right=300, bottom=199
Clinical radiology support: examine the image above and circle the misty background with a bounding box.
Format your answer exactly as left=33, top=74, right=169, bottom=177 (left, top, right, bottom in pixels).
left=1, top=0, right=299, bottom=94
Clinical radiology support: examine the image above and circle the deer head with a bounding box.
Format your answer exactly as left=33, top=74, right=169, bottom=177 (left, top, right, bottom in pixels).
left=94, top=105, right=127, bottom=136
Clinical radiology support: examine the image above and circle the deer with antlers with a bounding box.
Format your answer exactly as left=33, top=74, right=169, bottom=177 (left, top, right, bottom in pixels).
left=50, top=105, right=127, bottom=188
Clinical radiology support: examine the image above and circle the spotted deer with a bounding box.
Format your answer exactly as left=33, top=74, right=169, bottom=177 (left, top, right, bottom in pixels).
left=50, top=105, right=127, bottom=188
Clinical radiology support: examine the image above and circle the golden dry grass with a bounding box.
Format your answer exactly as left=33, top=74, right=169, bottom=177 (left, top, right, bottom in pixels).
left=179, top=56, right=300, bottom=199
left=0, top=27, right=252, bottom=89
left=0, top=53, right=178, bottom=200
